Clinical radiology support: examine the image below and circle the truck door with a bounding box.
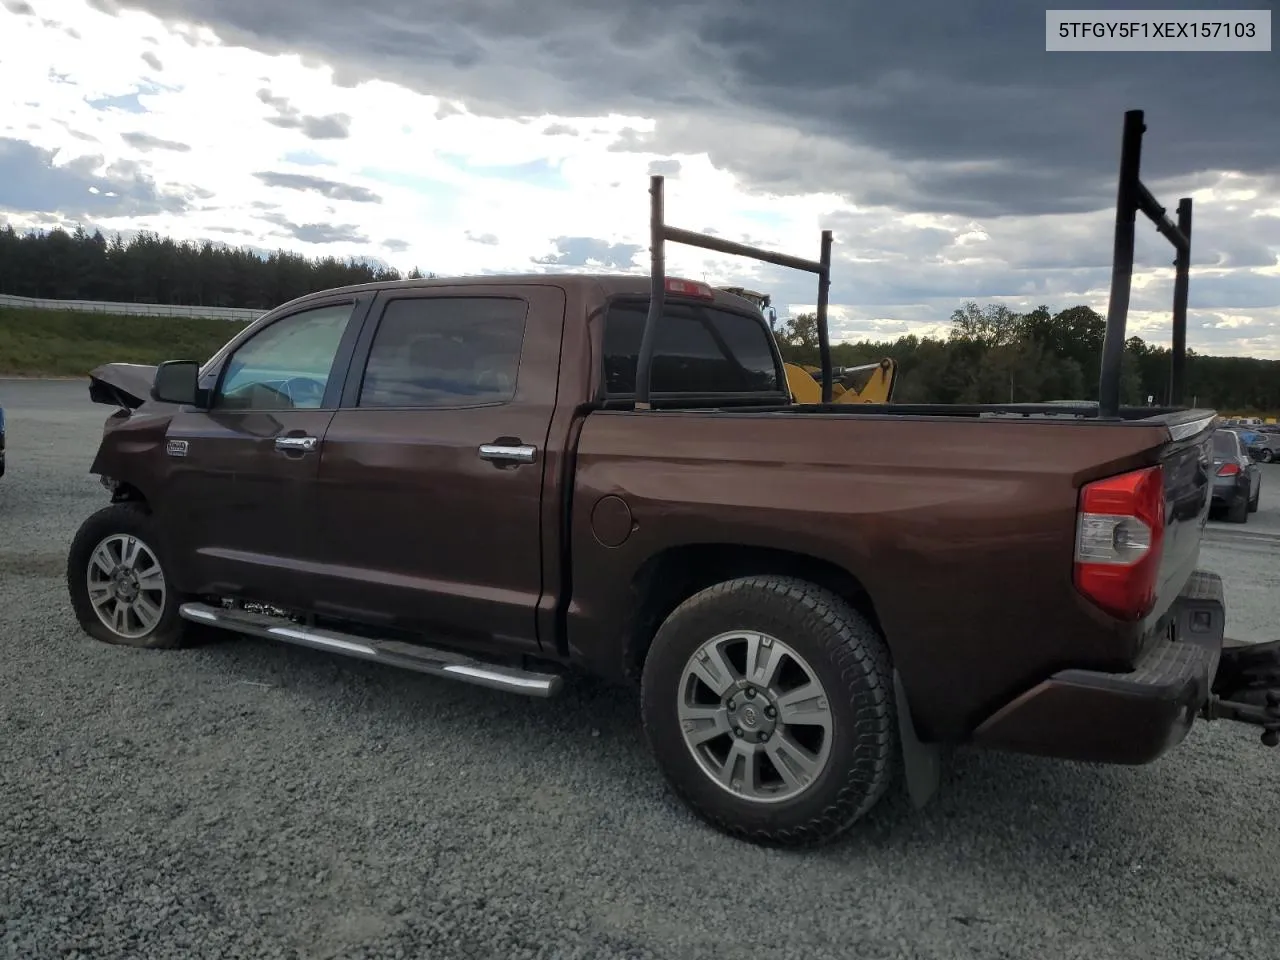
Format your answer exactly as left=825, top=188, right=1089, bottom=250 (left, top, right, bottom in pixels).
left=307, top=284, right=567, bottom=655
left=157, top=298, right=366, bottom=609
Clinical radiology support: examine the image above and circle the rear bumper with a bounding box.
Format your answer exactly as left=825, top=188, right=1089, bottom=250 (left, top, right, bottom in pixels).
left=971, top=570, right=1226, bottom=765
left=1211, top=476, right=1247, bottom=507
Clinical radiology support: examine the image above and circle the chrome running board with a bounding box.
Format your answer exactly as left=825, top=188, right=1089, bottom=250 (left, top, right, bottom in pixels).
left=178, top=602, right=563, bottom=698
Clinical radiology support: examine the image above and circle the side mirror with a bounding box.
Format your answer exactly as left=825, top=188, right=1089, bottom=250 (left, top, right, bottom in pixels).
left=151, top=360, right=201, bottom=405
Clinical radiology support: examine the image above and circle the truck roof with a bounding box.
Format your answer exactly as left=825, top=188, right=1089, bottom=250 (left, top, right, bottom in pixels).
left=271, top=273, right=766, bottom=317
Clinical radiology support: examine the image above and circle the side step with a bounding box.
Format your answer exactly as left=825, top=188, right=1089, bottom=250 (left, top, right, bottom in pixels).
left=178, top=602, right=564, bottom=698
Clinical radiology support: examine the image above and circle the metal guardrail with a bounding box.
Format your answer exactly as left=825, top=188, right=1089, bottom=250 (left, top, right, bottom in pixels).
left=0, top=293, right=265, bottom=322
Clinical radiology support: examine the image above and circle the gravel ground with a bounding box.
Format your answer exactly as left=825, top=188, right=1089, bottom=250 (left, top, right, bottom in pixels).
left=1, top=378, right=1278, bottom=960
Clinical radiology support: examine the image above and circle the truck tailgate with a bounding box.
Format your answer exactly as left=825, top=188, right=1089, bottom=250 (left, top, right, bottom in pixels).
left=1146, top=414, right=1218, bottom=632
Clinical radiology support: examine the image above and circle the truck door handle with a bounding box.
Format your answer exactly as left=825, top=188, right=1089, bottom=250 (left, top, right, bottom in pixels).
left=275, top=436, right=318, bottom=453
left=478, top=441, right=537, bottom=465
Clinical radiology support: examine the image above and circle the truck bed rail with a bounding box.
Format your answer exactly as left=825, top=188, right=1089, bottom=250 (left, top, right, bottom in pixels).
left=635, top=178, right=836, bottom=408
left=635, top=109, right=1196, bottom=422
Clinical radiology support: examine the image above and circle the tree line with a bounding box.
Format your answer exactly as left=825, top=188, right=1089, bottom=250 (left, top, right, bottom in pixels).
left=774, top=303, right=1280, bottom=415
left=0, top=224, right=430, bottom=310
left=0, top=224, right=1275, bottom=413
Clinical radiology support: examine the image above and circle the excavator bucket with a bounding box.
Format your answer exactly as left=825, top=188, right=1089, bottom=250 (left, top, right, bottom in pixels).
left=785, top=363, right=823, bottom=403
left=834, top=359, right=897, bottom=404
left=784, top=359, right=897, bottom=404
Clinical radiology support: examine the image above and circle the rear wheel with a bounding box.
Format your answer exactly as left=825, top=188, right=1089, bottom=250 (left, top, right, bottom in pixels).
left=640, top=575, right=897, bottom=848
left=67, top=503, right=191, bottom=649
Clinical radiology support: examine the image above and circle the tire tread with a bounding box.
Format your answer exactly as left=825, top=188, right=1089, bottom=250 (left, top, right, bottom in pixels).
left=641, top=574, right=897, bottom=848
left=66, top=502, right=191, bottom=650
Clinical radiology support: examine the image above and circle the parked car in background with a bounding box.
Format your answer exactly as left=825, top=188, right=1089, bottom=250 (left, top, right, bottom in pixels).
left=1212, top=428, right=1261, bottom=521
left=1245, top=429, right=1279, bottom=464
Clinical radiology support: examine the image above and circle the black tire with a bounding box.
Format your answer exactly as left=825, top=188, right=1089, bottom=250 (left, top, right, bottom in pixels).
left=640, top=575, right=897, bottom=848
left=1227, top=494, right=1249, bottom=524
left=1259, top=449, right=1274, bottom=464
left=66, top=502, right=192, bottom=649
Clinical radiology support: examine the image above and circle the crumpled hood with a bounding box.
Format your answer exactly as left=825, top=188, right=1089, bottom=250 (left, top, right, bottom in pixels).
left=88, top=362, right=165, bottom=411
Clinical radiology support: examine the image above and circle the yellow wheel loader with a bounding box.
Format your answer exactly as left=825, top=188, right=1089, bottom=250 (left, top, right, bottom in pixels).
left=717, top=286, right=897, bottom=404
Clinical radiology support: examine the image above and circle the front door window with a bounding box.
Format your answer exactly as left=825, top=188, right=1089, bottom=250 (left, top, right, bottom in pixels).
left=215, top=302, right=356, bottom=411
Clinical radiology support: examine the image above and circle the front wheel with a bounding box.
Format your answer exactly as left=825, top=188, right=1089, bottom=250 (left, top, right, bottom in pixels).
left=640, top=575, right=898, bottom=848
left=66, top=503, right=191, bottom=649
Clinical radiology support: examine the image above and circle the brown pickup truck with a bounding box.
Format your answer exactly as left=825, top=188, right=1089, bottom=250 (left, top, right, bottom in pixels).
left=67, top=111, right=1280, bottom=848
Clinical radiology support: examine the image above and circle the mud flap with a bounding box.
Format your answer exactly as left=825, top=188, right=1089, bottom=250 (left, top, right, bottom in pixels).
left=1204, top=639, right=1280, bottom=746
left=895, top=669, right=942, bottom=808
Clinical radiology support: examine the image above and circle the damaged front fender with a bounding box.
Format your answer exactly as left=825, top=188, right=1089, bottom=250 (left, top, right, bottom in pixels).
left=88, top=362, right=162, bottom=411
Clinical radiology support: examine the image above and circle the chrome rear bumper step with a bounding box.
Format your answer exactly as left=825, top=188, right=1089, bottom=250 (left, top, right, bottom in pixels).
left=178, top=602, right=563, bottom=698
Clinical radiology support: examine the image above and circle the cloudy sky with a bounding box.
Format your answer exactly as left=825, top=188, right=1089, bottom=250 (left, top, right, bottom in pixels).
left=1, top=0, right=1277, bottom=356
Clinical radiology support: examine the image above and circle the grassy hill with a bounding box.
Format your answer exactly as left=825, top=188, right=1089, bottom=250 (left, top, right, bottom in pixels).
left=0, top=307, right=251, bottom=377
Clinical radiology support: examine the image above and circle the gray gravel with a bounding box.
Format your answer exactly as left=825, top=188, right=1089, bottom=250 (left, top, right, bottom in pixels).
left=1, top=378, right=1278, bottom=960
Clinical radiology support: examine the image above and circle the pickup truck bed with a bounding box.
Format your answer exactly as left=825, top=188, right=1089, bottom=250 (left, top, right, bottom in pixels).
left=568, top=396, right=1217, bottom=748
left=69, top=272, right=1280, bottom=848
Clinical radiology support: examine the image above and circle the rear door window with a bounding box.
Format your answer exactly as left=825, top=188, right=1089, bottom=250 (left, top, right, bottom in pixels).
left=357, top=296, right=528, bottom=408
left=602, top=301, right=781, bottom=395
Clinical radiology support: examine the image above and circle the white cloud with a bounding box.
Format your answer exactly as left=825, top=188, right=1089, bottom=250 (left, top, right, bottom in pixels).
left=0, top=0, right=1277, bottom=358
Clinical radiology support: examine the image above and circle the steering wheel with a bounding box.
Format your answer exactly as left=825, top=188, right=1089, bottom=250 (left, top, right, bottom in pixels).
left=283, top=376, right=327, bottom=407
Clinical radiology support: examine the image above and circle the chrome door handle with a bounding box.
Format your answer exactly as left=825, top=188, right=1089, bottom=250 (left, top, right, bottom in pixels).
left=275, top=436, right=318, bottom=452
left=478, top=443, right=537, bottom=464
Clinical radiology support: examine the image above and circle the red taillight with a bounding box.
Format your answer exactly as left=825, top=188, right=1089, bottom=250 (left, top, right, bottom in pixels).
left=1217, top=462, right=1240, bottom=476
left=1073, top=464, right=1165, bottom=621
left=664, top=277, right=715, bottom=300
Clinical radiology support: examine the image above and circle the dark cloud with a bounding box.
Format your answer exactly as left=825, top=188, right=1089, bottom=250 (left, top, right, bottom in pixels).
left=465, top=230, right=498, bottom=245
left=543, top=123, right=578, bottom=136
left=259, top=211, right=367, bottom=244
left=252, top=171, right=381, bottom=203
left=0, top=137, right=190, bottom=218
left=105, top=0, right=1278, bottom=216
left=290, top=222, right=366, bottom=244
left=257, top=88, right=351, bottom=140
left=2, top=1, right=34, bottom=13
left=382, top=238, right=411, bottom=252
left=140, top=50, right=163, bottom=70
left=535, top=237, right=642, bottom=269
left=647, top=159, right=681, bottom=178
left=121, top=131, right=190, bottom=152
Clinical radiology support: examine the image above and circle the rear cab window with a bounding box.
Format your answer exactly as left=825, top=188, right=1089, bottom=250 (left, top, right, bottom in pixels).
left=1212, top=431, right=1239, bottom=457
left=601, top=300, right=784, bottom=400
